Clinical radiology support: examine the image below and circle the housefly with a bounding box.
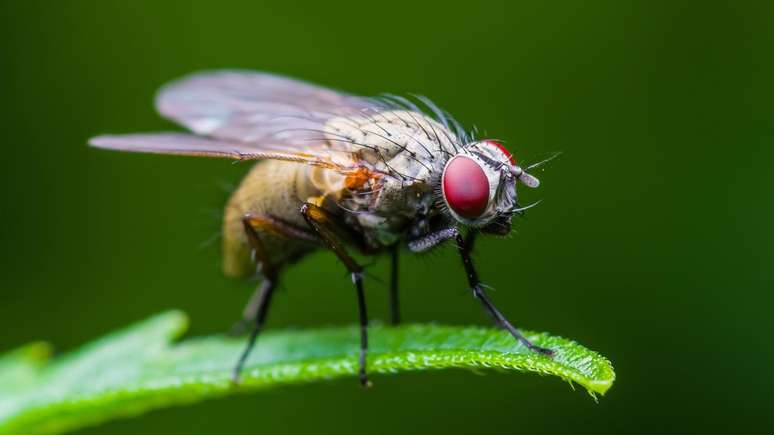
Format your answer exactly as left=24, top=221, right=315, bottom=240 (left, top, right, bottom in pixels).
left=90, top=71, right=554, bottom=387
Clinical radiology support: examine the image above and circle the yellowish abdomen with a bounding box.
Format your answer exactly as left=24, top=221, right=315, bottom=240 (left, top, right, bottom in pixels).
left=222, top=160, right=316, bottom=278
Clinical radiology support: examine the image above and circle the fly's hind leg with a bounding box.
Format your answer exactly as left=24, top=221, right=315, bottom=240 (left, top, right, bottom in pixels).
left=300, top=202, right=372, bottom=387
left=230, top=287, right=264, bottom=336
left=231, top=213, right=317, bottom=383
left=231, top=215, right=318, bottom=335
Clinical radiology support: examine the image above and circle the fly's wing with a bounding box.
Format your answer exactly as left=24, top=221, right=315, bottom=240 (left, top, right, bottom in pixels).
left=89, top=133, right=342, bottom=166
left=89, top=70, right=387, bottom=169
left=156, top=71, right=378, bottom=143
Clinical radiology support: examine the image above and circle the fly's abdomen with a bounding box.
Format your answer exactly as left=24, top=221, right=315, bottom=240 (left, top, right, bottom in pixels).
left=222, top=160, right=316, bottom=278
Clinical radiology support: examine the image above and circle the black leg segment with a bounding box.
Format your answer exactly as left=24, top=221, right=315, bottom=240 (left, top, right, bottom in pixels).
left=231, top=213, right=308, bottom=382
left=301, top=203, right=372, bottom=387
left=408, top=227, right=553, bottom=356
left=453, top=232, right=553, bottom=356
left=231, top=277, right=277, bottom=382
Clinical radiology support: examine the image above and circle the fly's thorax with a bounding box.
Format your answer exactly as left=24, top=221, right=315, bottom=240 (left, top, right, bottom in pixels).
left=323, top=110, right=457, bottom=182
left=343, top=175, right=435, bottom=247
left=323, top=109, right=459, bottom=237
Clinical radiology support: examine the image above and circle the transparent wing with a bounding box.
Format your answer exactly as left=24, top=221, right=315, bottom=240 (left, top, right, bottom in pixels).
left=89, top=70, right=394, bottom=168
left=89, top=133, right=353, bottom=169
left=154, top=70, right=381, bottom=146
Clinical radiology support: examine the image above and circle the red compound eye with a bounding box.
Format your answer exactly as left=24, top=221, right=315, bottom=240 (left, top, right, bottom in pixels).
left=442, top=155, right=490, bottom=219
left=484, top=140, right=516, bottom=165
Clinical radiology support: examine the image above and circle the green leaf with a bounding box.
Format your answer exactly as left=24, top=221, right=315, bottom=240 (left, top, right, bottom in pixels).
left=0, top=311, right=615, bottom=434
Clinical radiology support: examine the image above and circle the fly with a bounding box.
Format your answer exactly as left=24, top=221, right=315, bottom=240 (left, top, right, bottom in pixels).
left=89, top=70, right=554, bottom=387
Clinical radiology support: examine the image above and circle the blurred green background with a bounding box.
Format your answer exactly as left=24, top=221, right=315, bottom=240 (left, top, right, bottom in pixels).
left=1, top=0, right=772, bottom=434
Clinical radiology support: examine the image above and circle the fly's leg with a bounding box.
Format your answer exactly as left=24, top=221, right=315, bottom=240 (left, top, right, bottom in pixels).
left=455, top=231, right=553, bottom=355
left=408, top=228, right=553, bottom=356
left=389, top=245, right=400, bottom=325
left=231, top=214, right=318, bottom=335
left=407, top=228, right=459, bottom=252
left=300, top=203, right=372, bottom=387
left=232, top=278, right=276, bottom=383
left=231, top=286, right=265, bottom=336
left=231, top=214, right=318, bottom=383
left=463, top=228, right=476, bottom=256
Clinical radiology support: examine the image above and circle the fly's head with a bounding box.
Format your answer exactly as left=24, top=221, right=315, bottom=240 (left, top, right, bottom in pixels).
left=438, top=140, right=541, bottom=235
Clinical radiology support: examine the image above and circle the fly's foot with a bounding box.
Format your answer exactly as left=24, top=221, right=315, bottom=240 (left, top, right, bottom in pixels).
left=359, top=371, right=373, bottom=389
left=532, top=345, right=555, bottom=357
left=230, top=370, right=242, bottom=386
left=522, top=339, right=555, bottom=357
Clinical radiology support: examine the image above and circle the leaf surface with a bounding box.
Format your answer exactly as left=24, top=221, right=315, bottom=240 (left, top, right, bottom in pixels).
left=0, top=311, right=615, bottom=434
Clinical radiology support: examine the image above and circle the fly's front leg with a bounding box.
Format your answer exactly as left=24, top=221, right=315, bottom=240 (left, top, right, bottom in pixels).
left=407, top=228, right=459, bottom=252
left=409, top=228, right=553, bottom=356
left=231, top=213, right=318, bottom=383
left=463, top=228, right=476, bottom=256
left=300, top=203, right=372, bottom=387
left=454, top=232, right=553, bottom=356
